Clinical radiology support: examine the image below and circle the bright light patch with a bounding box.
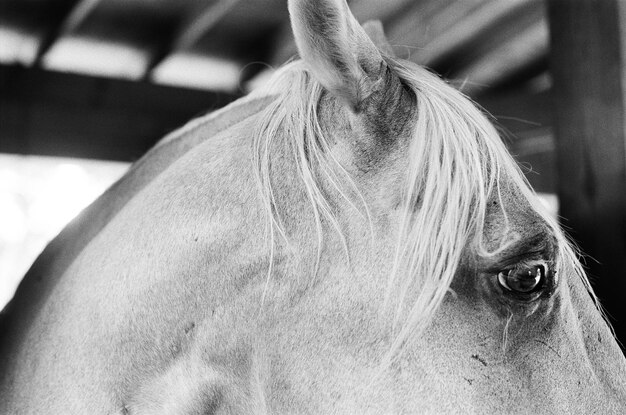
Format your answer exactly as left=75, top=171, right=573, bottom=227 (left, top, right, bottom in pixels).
left=152, top=53, right=241, bottom=92
left=245, top=68, right=275, bottom=93
left=537, top=192, right=559, bottom=218
left=0, top=154, right=129, bottom=310
left=42, top=36, right=149, bottom=80
left=0, top=25, right=40, bottom=65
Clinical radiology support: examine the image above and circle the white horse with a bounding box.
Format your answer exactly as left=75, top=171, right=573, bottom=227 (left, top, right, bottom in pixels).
left=1, top=0, right=625, bottom=413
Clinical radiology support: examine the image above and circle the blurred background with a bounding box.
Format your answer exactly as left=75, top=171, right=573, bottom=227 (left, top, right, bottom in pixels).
left=0, top=0, right=624, bottom=347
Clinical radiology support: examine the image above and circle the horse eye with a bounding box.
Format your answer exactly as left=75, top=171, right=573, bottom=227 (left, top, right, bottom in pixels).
left=497, top=263, right=546, bottom=294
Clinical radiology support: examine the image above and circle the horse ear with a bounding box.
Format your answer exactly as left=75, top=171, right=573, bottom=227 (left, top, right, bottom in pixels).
left=362, top=20, right=395, bottom=57
left=288, top=0, right=386, bottom=110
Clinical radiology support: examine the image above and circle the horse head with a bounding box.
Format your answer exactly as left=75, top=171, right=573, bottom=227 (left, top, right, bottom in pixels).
left=263, top=0, right=626, bottom=411
left=1, top=0, right=625, bottom=413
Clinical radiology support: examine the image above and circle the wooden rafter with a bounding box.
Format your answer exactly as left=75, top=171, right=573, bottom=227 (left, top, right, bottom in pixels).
left=349, top=0, right=416, bottom=22
left=0, top=64, right=238, bottom=161
left=145, top=0, right=241, bottom=76
left=451, top=20, right=548, bottom=95
left=386, top=0, right=490, bottom=61
left=404, top=0, right=536, bottom=67
left=33, top=0, right=102, bottom=66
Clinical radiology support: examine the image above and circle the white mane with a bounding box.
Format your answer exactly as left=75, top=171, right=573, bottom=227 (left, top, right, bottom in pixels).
left=249, top=58, right=603, bottom=358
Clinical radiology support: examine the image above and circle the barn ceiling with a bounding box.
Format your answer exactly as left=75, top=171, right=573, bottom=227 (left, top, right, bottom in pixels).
left=0, top=0, right=554, bottom=190
left=0, top=0, right=548, bottom=91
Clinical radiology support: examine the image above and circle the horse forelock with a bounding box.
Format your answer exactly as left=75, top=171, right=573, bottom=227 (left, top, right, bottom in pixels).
left=250, top=58, right=607, bottom=359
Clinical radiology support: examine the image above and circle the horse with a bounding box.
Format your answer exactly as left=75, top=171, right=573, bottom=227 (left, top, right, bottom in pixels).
left=1, top=0, right=625, bottom=413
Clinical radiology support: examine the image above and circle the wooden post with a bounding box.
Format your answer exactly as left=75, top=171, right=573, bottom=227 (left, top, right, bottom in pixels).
left=547, top=0, right=626, bottom=348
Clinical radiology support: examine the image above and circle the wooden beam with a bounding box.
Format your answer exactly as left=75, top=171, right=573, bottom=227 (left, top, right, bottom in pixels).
left=0, top=64, right=238, bottom=161
left=408, top=0, right=535, bottom=67
left=431, top=0, right=547, bottom=95
left=173, top=0, right=240, bottom=53
left=452, top=20, right=548, bottom=95
left=386, top=0, right=523, bottom=64
left=145, top=0, right=241, bottom=75
left=348, top=0, right=414, bottom=22
left=547, top=0, right=626, bottom=346
left=33, top=0, right=102, bottom=65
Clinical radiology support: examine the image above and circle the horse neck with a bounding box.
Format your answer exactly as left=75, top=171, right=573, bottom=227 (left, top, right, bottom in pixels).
left=0, top=94, right=278, bottom=327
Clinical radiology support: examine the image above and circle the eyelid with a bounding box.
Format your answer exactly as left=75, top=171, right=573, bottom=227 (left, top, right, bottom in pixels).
left=498, top=253, right=551, bottom=271
left=476, top=232, right=558, bottom=273
left=479, top=251, right=552, bottom=275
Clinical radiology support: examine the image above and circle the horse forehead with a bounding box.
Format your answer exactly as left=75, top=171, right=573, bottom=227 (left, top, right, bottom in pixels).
left=483, top=178, right=548, bottom=242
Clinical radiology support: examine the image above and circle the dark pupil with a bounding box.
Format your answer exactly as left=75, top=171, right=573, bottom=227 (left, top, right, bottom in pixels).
left=504, top=265, right=545, bottom=293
